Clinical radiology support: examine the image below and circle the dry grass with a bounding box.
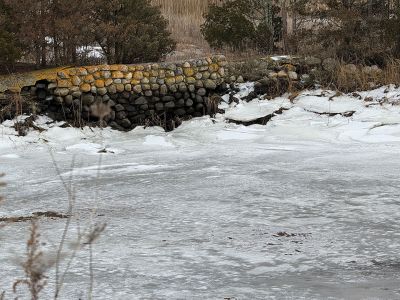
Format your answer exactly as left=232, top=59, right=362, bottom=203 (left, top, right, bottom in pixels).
left=330, top=59, right=400, bottom=92
left=152, top=0, right=225, bottom=59
left=0, top=74, right=36, bottom=123
left=0, top=91, right=23, bottom=122
left=152, top=0, right=220, bottom=42
left=381, top=60, right=400, bottom=86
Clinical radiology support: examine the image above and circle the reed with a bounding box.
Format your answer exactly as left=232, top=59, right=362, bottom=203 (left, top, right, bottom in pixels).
left=151, top=0, right=224, bottom=57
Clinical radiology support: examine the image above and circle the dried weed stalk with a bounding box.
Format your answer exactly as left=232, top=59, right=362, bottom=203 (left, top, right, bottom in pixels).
left=323, top=58, right=400, bottom=92
left=0, top=153, right=106, bottom=299
left=50, top=153, right=106, bottom=299
left=13, top=220, right=48, bottom=300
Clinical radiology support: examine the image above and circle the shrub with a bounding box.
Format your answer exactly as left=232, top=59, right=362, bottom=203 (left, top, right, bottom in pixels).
left=0, top=31, right=21, bottom=71
left=291, top=0, right=400, bottom=64
left=201, top=0, right=282, bottom=52
left=381, top=7, right=400, bottom=58
left=0, top=1, right=21, bottom=70
left=93, top=0, right=176, bottom=64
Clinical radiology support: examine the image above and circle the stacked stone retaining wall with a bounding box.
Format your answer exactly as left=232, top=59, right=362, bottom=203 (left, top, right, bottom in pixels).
left=1, top=55, right=384, bottom=131
left=0, top=55, right=228, bottom=130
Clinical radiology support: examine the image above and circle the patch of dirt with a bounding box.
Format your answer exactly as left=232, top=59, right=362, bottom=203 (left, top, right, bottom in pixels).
left=0, top=211, right=69, bottom=223
left=97, top=148, right=115, bottom=154
left=273, top=231, right=312, bottom=238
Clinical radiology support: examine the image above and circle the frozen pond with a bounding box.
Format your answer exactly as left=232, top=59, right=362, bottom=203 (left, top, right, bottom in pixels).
left=1, top=86, right=400, bottom=299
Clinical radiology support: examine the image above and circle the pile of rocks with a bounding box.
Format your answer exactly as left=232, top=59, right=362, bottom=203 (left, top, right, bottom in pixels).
left=227, top=56, right=385, bottom=98
left=234, top=57, right=320, bottom=98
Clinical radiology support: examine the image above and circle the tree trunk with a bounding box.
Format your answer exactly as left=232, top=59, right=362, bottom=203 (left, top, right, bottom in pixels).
left=71, top=43, right=77, bottom=65
left=35, top=43, right=41, bottom=69
left=41, top=41, right=47, bottom=67
left=53, top=36, right=60, bottom=66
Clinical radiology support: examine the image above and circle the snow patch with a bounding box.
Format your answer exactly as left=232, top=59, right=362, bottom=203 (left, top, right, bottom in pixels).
left=0, top=154, right=20, bottom=159
left=143, top=135, right=174, bottom=148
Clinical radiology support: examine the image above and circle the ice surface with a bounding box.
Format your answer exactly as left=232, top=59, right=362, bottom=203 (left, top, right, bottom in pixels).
left=224, top=98, right=292, bottom=122
left=295, top=95, right=364, bottom=114
left=1, top=86, right=400, bottom=299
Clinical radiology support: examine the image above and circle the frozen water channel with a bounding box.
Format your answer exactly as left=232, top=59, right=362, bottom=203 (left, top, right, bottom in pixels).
left=1, top=86, right=400, bottom=299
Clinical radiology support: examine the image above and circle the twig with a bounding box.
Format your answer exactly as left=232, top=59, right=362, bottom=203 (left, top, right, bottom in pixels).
left=13, top=220, right=47, bottom=300
left=88, top=153, right=103, bottom=299
left=51, top=153, right=76, bottom=299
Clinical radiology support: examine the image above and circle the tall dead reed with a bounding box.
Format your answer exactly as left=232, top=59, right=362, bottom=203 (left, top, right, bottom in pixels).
left=151, top=0, right=224, bottom=57
left=331, top=59, right=400, bottom=92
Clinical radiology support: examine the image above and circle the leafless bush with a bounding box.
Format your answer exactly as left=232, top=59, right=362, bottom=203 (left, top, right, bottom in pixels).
left=0, top=91, right=23, bottom=123
left=13, top=221, right=49, bottom=300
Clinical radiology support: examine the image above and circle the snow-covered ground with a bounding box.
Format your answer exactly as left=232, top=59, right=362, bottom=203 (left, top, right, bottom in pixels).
left=1, top=84, right=400, bottom=299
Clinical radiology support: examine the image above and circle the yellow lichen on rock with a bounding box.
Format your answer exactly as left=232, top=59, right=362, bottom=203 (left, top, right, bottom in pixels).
left=57, top=79, right=72, bottom=88
left=133, top=71, right=144, bottom=80
left=112, top=71, right=124, bottom=79
left=95, top=79, right=105, bottom=88
left=209, top=64, right=219, bottom=72
left=80, top=83, right=91, bottom=92
left=0, top=67, right=65, bottom=93
left=183, top=68, right=195, bottom=77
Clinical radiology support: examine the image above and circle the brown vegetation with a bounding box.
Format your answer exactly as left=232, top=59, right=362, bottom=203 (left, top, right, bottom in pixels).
left=331, top=59, right=400, bottom=92
left=13, top=221, right=48, bottom=300
left=152, top=0, right=221, bottom=45
left=0, top=211, right=68, bottom=223
left=152, top=0, right=224, bottom=59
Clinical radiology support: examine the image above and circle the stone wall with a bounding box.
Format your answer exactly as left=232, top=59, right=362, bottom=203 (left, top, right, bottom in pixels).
left=1, top=55, right=384, bottom=131
left=0, top=55, right=227, bottom=130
